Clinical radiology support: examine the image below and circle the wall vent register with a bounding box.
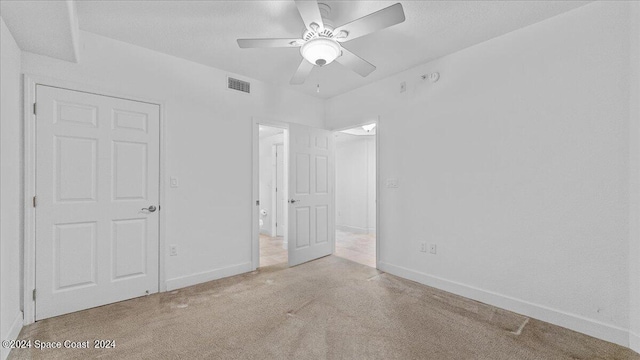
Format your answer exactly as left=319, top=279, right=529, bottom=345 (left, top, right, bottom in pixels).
left=228, top=77, right=251, bottom=93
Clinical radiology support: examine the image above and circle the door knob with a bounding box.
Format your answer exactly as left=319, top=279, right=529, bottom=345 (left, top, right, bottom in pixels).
left=142, top=205, right=157, bottom=212
left=288, top=199, right=298, bottom=204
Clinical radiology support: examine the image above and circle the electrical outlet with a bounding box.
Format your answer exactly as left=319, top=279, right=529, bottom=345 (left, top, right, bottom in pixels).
left=170, top=177, right=179, bottom=188
left=169, top=245, right=178, bottom=256
left=421, top=72, right=440, bottom=83
left=420, top=242, right=427, bottom=253
left=429, top=244, right=437, bottom=254
left=400, top=81, right=406, bottom=93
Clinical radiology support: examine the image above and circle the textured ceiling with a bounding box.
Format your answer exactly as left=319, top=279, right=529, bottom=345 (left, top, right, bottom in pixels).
left=1, top=0, right=80, bottom=62
left=339, top=125, right=376, bottom=136
left=259, top=125, right=284, bottom=139
left=76, top=0, right=590, bottom=99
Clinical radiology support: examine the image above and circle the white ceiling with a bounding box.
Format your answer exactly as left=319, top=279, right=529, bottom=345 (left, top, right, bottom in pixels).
left=76, top=0, right=590, bottom=99
left=1, top=0, right=80, bottom=62
left=339, top=124, right=376, bottom=136
left=259, top=125, right=284, bottom=139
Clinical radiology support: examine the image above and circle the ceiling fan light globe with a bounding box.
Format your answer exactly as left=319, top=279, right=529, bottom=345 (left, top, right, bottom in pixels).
left=300, top=38, right=341, bottom=67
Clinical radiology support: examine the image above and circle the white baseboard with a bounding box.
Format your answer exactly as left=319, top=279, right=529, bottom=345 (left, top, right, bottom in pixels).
left=337, top=224, right=375, bottom=235
left=631, top=332, right=640, bottom=354
left=1, top=311, right=23, bottom=360
left=165, top=262, right=253, bottom=291
left=377, top=262, right=630, bottom=348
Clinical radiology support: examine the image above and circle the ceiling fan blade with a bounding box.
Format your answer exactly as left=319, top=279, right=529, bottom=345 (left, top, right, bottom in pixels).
left=334, top=3, right=405, bottom=42
left=294, top=0, right=324, bottom=31
left=336, top=46, right=376, bottom=77
left=237, top=38, right=302, bottom=48
left=290, top=59, right=314, bottom=85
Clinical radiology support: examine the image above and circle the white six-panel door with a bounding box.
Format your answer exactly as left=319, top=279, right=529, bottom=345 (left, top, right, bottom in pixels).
left=35, top=85, right=160, bottom=320
left=287, top=123, right=335, bottom=266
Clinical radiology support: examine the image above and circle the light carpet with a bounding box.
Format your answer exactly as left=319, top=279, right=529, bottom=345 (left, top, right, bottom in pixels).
left=9, top=256, right=639, bottom=359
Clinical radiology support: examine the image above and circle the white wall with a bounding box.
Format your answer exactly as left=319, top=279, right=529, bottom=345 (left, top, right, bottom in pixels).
left=3, top=1, right=639, bottom=353
left=326, top=1, right=637, bottom=347
left=259, top=132, right=284, bottom=236
left=21, top=31, right=324, bottom=291
left=628, top=1, right=640, bottom=353
left=0, top=17, right=24, bottom=360
left=336, top=134, right=376, bottom=234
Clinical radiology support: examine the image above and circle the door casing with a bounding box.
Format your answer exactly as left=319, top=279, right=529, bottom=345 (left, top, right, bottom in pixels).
left=22, top=74, right=167, bottom=325
left=273, top=143, right=285, bottom=238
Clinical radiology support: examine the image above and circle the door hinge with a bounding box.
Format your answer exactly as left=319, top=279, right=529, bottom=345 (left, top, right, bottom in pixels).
left=33, top=103, right=37, bottom=115
left=256, top=200, right=260, bottom=206
left=32, top=196, right=37, bottom=208
left=32, top=289, right=36, bottom=301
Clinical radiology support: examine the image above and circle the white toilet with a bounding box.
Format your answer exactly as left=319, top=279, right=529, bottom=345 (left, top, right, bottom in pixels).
left=259, top=209, right=267, bottom=229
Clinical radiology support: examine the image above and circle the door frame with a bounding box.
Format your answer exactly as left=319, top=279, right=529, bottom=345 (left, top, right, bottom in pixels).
left=251, top=117, right=289, bottom=270
left=332, top=117, right=380, bottom=269
left=22, top=74, right=167, bottom=325
left=272, top=142, right=284, bottom=238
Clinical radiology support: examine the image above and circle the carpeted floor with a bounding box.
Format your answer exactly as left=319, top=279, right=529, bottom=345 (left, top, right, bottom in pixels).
left=9, top=256, right=639, bottom=360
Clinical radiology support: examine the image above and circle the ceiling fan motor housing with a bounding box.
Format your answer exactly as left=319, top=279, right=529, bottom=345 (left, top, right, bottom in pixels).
left=299, top=2, right=341, bottom=67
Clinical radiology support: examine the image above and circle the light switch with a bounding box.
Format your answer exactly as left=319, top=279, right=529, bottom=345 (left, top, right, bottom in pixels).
left=170, top=177, right=179, bottom=188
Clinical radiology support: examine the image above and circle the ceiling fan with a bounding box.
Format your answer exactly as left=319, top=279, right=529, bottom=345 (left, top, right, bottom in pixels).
left=237, top=0, right=406, bottom=85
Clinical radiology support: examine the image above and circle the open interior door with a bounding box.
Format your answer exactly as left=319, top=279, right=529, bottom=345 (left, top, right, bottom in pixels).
left=287, top=123, right=335, bottom=266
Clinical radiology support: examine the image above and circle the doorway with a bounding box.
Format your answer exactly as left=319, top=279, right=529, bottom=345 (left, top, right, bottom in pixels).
left=334, top=123, right=377, bottom=268
left=252, top=120, right=336, bottom=269
left=258, top=125, right=288, bottom=267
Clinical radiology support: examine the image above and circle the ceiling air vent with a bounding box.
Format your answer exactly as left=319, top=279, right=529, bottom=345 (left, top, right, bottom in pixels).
left=228, top=77, right=250, bottom=94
